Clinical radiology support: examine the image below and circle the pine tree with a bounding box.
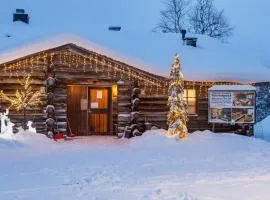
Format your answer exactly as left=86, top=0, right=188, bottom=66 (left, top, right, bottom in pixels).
left=167, top=54, right=188, bottom=139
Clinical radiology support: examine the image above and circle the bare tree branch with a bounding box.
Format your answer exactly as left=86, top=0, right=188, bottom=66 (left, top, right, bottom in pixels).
left=155, top=0, right=190, bottom=33
left=189, top=0, right=234, bottom=40
left=155, top=0, right=234, bottom=41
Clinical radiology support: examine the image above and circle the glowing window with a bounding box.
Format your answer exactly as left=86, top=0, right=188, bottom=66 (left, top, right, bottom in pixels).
left=184, top=89, right=197, bottom=114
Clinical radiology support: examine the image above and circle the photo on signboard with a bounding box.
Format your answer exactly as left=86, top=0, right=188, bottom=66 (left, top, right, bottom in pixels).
left=232, top=108, right=254, bottom=123
left=210, top=108, right=231, bottom=123
left=233, top=92, right=255, bottom=107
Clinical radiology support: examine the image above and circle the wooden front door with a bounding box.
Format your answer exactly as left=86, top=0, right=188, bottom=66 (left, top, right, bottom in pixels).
left=67, top=86, right=112, bottom=136
left=67, top=85, right=88, bottom=136
left=88, top=88, right=111, bottom=135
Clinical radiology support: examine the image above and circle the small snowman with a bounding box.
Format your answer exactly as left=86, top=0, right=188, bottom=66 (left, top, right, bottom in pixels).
left=0, top=114, right=14, bottom=139
left=0, top=109, right=9, bottom=134
left=27, top=121, right=36, bottom=133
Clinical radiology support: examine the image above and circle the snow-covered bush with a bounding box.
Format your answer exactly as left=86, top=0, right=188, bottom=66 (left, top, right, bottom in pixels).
left=256, top=83, right=270, bottom=122
left=0, top=109, right=37, bottom=140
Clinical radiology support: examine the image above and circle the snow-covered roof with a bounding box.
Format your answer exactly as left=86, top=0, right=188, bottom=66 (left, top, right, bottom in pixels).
left=0, top=0, right=270, bottom=82
left=0, top=34, right=159, bottom=76
left=209, top=85, right=256, bottom=91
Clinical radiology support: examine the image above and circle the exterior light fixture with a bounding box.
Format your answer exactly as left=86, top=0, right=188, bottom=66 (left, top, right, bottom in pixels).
left=112, top=85, right=118, bottom=97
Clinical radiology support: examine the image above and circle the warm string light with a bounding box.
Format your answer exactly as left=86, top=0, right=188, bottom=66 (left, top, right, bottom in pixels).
left=167, top=55, right=188, bottom=139
left=1, top=50, right=164, bottom=90
left=83, top=57, right=86, bottom=72
left=0, top=74, right=42, bottom=111
left=1, top=49, right=247, bottom=97
left=108, top=62, right=112, bottom=78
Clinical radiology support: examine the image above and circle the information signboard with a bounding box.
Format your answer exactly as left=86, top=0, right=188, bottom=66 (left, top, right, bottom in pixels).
left=209, top=90, right=255, bottom=124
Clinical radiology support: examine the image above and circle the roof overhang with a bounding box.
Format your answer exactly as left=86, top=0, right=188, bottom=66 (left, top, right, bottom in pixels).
left=0, top=33, right=165, bottom=78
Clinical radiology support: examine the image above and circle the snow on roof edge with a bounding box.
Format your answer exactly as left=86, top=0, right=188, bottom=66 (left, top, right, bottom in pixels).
left=0, top=33, right=168, bottom=78
left=208, top=85, right=256, bottom=91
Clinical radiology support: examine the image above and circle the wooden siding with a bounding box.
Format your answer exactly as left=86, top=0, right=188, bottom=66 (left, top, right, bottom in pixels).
left=0, top=43, right=242, bottom=135
left=67, top=85, right=87, bottom=136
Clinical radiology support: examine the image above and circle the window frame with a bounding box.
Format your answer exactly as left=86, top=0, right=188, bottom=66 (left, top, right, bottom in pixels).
left=184, top=89, right=197, bottom=115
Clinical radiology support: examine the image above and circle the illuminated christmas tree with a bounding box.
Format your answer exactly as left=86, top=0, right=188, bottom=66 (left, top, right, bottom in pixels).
left=167, top=54, right=188, bottom=139
left=0, top=74, right=42, bottom=130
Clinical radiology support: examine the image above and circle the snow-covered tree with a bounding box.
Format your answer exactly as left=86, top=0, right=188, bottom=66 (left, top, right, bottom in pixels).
left=189, top=0, right=234, bottom=40
left=156, top=0, right=233, bottom=41
left=167, top=54, right=188, bottom=139
left=155, top=0, right=190, bottom=33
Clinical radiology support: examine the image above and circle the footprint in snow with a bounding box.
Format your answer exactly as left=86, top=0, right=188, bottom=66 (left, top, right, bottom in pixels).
left=83, top=177, right=93, bottom=184
left=179, top=193, right=199, bottom=200
left=150, top=190, right=199, bottom=200
left=156, top=188, right=162, bottom=195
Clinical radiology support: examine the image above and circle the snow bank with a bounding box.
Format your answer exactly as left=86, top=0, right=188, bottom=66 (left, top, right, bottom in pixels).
left=255, top=115, right=270, bottom=141
left=0, top=138, right=24, bottom=149
left=0, top=131, right=53, bottom=150
left=1, top=129, right=270, bottom=199
left=12, top=130, right=52, bottom=144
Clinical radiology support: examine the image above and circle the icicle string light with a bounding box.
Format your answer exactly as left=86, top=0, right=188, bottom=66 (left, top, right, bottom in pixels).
left=0, top=49, right=249, bottom=97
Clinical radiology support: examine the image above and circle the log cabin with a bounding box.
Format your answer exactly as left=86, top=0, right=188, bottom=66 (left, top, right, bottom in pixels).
left=0, top=35, right=263, bottom=137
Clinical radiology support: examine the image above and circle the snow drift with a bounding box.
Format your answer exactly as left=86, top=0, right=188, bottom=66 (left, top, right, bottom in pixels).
left=1, top=130, right=270, bottom=199
left=255, top=115, right=270, bottom=141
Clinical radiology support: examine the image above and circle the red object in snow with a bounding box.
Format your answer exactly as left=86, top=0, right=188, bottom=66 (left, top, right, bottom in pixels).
left=53, top=133, right=64, bottom=140
left=68, top=133, right=76, bottom=137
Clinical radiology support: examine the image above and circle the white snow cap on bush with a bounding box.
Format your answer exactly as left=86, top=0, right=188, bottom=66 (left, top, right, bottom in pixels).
left=0, top=109, right=37, bottom=139
left=0, top=109, right=14, bottom=139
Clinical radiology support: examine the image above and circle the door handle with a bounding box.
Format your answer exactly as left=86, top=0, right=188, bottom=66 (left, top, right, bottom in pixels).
left=88, top=109, right=92, bottom=113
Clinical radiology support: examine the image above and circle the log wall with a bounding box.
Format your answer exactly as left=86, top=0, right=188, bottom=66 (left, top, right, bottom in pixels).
left=136, top=82, right=240, bottom=133
left=0, top=44, right=241, bottom=136
left=117, top=81, right=132, bottom=134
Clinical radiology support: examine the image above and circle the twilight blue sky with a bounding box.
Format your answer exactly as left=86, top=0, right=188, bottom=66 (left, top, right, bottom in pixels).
left=1, top=0, right=269, bottom=40
left=0, top=0, right=270, bottom=82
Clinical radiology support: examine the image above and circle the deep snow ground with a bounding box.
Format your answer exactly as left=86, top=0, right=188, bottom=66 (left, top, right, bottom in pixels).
left=255, top=115, right=270, bottom=141
left=1, top=130, right=270, bottom=200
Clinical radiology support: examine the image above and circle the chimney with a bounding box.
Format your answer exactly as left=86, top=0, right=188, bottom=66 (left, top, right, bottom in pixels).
left=13, top=9, right=29, bottom=24
left=181, top=29, right=198, bottom=47
left=108, top=26, right=121, bottom=31
left=185, top=37, right=198, bottom=47
left=181, top=29, right=187, bottom=41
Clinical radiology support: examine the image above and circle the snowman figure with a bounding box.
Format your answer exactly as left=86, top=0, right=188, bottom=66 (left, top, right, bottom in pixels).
left=27, top=121, right=36, bottom=133
left=0, top=109, right=9, bottom=134
left=5, top=118, right=14, bottom=139
left=0, top=109, right=14, bottom=139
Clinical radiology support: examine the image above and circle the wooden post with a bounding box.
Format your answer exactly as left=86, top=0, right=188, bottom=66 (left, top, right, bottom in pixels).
left=212, top=123, right=215, bottom=133
left=23, top=106, right=26, bottom=131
